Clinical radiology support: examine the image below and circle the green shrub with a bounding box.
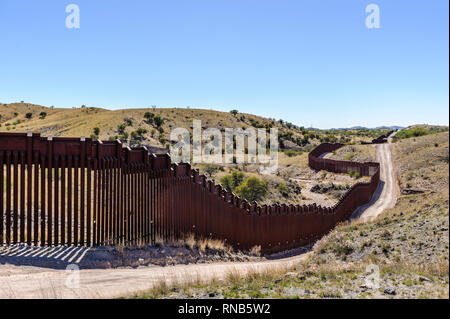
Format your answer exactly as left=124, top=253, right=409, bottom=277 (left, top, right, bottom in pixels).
left=117, top=124, right=126, bottom=134
left=278, top=183, right=289, bottom=197
left=284, top=149, right=300, bottom=157
left=123, top=118, right=133, bottom=126
left=220, top=171, right=245, bottom=192
left=135, top=127, right=147, bottom=136
left=144, top=112, right=154, bottom=123
left=234, top=176, right=267, bottom=203
left=153, top=115, right=164, bottom=127
left=345, top=153, right=355, bottom=161
left=203, top=164, right=222, bottom=177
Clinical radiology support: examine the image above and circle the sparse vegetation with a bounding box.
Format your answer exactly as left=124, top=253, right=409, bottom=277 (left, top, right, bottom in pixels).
left=393, top=125, right=448, bottom=142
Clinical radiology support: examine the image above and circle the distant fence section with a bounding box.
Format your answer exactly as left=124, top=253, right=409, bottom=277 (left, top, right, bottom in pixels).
left=0, top=132, right=380, bottom=253
left=361, top=130, right=395, bottom=144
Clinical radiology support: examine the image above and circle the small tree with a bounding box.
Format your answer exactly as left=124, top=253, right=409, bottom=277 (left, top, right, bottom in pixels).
left=203, top=164, right=219, bottom=177
left=153, top=115, right=164, bottom=127
left=93, top=127, right=100, bottom=136
left=39, top=112, right=47, bottom=119
left=117, top=123, right=126, bottom=134
left=230, top=109, right=239, bottom=116
left=119, top=131, right=129, bottom=142
left=25, top=112, right=33, bottom=119
left=123, top=118, right=133, bottom=126
left=220, top=171, right=245, bottom=192
left=234, top=177, right=267, bottom=202
left=135, top=127, right=147, bottom=136
left=144, top=112, right=154, bottom=123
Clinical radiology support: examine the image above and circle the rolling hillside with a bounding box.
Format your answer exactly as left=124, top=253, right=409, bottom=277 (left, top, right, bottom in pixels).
left=0, top=103, right=391, bottom=150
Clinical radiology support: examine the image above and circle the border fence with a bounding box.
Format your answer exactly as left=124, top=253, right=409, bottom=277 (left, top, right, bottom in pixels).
left=0, top=132, right=380, bottom=253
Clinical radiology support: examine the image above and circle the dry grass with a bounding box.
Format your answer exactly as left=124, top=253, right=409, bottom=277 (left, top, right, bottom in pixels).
left=249, top=245, right=262, bottom=257
left=392, top=131, right=449, bottom=192
left=326, top=144, right=376, bottom=163
left=161, top=233, right=231, bottom=253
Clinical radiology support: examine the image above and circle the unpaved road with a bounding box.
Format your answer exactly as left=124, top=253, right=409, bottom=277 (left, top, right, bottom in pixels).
left=0, top=252, right=309, bottom=298
left=0, top=140, right=398, bottom=299
left=351, top=136, right=398, bottom=221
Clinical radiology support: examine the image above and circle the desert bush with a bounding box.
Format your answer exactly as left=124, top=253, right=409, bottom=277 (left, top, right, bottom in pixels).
left=124, top=118, right=133, bottom=126
left=203, top=164, right=222, bottom=177
left=153, top=115, right=164, bottom=127
left=234, top=176, right=267, bottom=202
left=284, top=149, right=300, bottom=157
left=278, top=183, right=289, bottom=197
left=117, top=123, right=126, bottom=134
left=345, top=153, right=355, bottom=161
left=144, top=112, right=154, bottom=123
left=220, top=171, right=245, bottom=192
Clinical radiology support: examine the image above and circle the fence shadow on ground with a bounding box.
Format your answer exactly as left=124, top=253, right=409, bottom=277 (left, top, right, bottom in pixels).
left=0, top=245, right=90, bottom=270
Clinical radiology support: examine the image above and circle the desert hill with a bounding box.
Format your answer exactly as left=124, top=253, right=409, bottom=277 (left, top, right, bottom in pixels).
left=0, top=103, right=391, bottom=150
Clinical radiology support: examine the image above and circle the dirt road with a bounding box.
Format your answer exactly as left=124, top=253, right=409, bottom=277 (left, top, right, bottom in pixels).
left=0, top=252, right=309, bottom=298
left=0, top=140, right=398, bottom=299
left=351, top=136, right=398, bottom=221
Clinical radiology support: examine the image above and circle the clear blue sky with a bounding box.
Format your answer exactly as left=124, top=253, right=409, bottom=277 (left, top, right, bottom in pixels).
left=0, top=1, right=448, bottom=129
